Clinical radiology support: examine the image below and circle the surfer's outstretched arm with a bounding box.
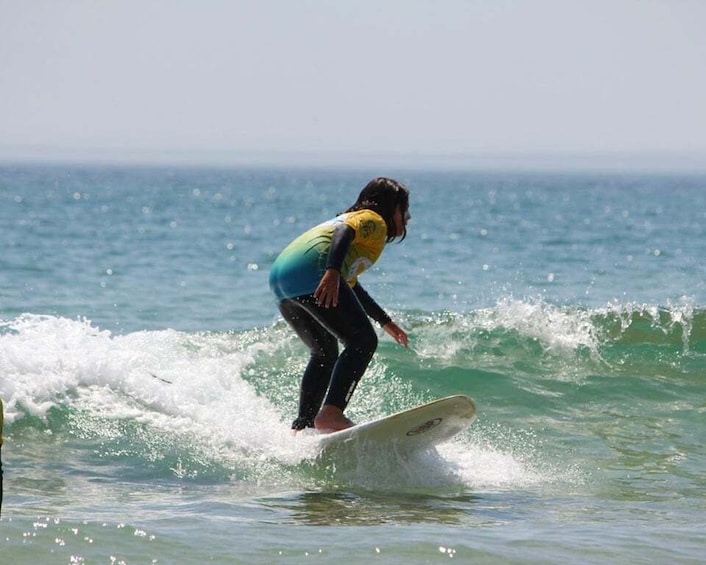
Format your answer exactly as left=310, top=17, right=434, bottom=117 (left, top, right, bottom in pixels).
left=383, top=321, right=408, bottom=347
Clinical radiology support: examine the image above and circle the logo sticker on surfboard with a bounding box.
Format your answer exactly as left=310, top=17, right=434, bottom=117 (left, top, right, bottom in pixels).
left=406, top=417, right=443, bottom=436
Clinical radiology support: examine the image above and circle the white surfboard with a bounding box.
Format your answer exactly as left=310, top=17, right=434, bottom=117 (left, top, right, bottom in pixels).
left=317, top=395, right=476, bottom=458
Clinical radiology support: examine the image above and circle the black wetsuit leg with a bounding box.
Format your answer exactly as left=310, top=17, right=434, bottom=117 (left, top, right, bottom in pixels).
left=279, top=283, right=378, bottom=429
left=279, top=298, right=338, bottom=429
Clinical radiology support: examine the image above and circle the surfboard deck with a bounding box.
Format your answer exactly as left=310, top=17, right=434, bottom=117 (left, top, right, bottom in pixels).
left=317, top=394, right=475, bottom=458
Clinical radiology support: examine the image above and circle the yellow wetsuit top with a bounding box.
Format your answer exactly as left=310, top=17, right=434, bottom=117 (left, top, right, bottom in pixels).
left=269, top=209, right=388, bottom=300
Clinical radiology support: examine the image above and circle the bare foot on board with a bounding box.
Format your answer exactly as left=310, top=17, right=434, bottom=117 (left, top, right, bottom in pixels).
left=314, top=405, right=354, bottom=433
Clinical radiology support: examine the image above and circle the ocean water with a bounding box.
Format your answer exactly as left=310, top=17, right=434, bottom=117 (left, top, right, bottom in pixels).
left=1, top=163, right=705, bottom=564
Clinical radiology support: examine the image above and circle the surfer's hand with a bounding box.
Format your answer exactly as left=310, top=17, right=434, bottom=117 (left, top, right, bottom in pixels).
left=314, top=268, right=341, bottom=308
left=383, top=321, right=408, bottom=347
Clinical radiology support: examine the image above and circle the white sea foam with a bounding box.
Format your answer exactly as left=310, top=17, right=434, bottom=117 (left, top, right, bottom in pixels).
left=0, top=315, right=308, bottom=465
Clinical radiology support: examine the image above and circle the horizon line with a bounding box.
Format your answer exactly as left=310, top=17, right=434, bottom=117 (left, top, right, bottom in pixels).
left=1, top=146, right=705, bottom=174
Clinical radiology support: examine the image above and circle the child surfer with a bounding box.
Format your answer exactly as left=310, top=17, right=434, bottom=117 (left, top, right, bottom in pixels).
left=269, top=177, right=411, bottom=432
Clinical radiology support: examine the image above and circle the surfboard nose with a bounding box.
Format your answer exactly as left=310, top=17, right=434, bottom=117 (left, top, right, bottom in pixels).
left=316, top=394, right=477, bottom=459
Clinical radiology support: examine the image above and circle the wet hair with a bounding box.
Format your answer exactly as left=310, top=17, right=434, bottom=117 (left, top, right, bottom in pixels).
left=345, top=177, right=410, bottom=242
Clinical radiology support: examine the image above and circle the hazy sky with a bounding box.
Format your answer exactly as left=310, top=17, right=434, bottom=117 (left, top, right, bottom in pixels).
left=1, top=0, right=705, bottom=167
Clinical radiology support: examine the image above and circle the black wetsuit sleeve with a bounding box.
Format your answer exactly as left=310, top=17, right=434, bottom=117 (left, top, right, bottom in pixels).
left=353, top=283, right=392, bottom=327
left=326, top=224, right=355, bottom=272
left=327, top=223, right=391, bottom=327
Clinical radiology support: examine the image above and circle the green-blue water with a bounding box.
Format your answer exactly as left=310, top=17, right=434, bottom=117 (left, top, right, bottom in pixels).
left=1, top=164, right=705, bottom=563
